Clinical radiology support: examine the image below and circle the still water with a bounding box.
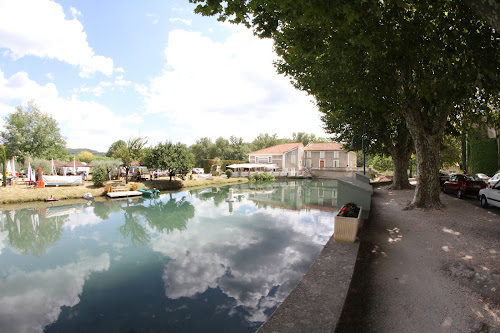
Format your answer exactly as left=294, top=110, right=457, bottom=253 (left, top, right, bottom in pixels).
left=0, top=180, right=340, bottom=333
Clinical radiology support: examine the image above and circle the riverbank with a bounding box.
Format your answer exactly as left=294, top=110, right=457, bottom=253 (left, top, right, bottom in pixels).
left=0, top=176, right=248, bottom=205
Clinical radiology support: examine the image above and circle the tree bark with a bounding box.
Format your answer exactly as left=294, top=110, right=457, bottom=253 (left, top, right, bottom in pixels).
left=403, top=106, right=450, bottom=209
left=461, top=132, right=467, bottom=173
left=386, top=123, right=414, bottom=190
left=388, top=145, right=412, bottom=190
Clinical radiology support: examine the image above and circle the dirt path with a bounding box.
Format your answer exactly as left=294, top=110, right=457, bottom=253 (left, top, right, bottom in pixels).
left=336, top=185, right=500, bottom=332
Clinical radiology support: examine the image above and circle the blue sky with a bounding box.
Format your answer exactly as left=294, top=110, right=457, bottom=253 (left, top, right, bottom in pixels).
left=0, top=0, right=327, bottom=152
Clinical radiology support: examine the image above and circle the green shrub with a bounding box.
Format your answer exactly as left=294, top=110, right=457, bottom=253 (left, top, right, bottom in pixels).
left=248, top=173, right=275, bottom=182
left=92, top=167, right=108, bottom=187
left=469, top=138, right=498, bottom=175
left=225, top=169, right=233, bottom=178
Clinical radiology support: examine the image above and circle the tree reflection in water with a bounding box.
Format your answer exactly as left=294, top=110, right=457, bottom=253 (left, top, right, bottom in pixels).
left=4, top=209, right=66, bottom=257
left=141, top=193, right=195, bottom=234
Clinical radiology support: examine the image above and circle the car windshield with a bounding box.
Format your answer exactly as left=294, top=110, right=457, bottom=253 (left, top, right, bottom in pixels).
left=466, top=175, right=480, bottom=181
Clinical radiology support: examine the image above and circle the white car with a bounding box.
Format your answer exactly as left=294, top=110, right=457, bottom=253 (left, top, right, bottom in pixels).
left=487, top=173, right=500, bottom=187
left=479, top=181, right=500, bottom=209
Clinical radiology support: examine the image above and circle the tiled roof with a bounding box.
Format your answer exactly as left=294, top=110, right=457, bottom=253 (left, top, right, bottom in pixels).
left=304, top=142, right=344, bottom=151
left=249, top=142, right=302, bottom=155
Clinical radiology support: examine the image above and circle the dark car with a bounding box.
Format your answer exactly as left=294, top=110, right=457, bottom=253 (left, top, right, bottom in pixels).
left=439, top=171, right=450, bottom=186
left=442, top=174, right=486, bottom=199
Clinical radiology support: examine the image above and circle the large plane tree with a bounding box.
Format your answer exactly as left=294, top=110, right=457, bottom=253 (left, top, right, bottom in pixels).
left=191, top=0, right=499, bottom=208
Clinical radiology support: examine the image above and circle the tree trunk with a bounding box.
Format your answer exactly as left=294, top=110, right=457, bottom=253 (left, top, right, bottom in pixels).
left=390, top=147, right=412, bottom=190
left=125, top=167, right=129, bottom=184
left=461, top=132, right=467, bottom=173
left=403, top=112, right=448, bottom=209
left=386, top=124, right=414, bottom=190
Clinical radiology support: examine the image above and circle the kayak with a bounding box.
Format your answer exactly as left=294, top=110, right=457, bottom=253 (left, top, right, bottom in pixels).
left=137, top=188, right=160, bottom=197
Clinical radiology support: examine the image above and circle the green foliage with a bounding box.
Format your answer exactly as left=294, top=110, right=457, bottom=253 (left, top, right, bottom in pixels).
left=113, top=137, right=147, bottom=183
left=469, top=138, right=498, bottom=175
left=338, top=202, right=360, bottom=218
left=29, top=158, right=52, bottom=177
left=92, top=167, right=108, bottom=187
left=372, top=155, right=393, bottom=173
left=440, top=135, right=461, bottom=169
left=225, top=169, right=233, bottom=178
left=77, top=151, right=94, bottom=164
left=0, top=100, right=67, bottom=163
left=145, top=141, right=194, bottom=181
left=92, top=159, right=122, bottom=180
left=251, top=133, right=285, bottom=151
left=106, top=140, right=127, bottom=158
left=292, top=132, right=328, bottom=145
left=248, top=173, right=275, bottom=182
left=1, top=145, right=6, bottom=187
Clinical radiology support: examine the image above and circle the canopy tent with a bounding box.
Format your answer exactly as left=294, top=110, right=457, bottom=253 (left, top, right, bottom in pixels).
left=63, top=160, right=92, bottom=176
left=226, top=163, right=278, bottom=170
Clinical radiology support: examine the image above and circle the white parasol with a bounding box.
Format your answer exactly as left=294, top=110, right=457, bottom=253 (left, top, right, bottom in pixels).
left=6, top=160, right=12, bottom=176
left=27, top=161, right=32, bottom=182
left=11, top=157, right=15, bottom=177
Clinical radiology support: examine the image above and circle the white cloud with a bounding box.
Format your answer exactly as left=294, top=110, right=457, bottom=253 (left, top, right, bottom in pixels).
left=169, top=17, right=192, bottom=26
left=0, top=70, right=140, bottom=151
left=151, top=190, right=333, bottom=323
left=137, top=25, right=325, bottom=145
left=0, top=253, right=110, bottom=333
left=0, top=0, right=114, bottom=77
left=70, top=6, right=81, bottom=18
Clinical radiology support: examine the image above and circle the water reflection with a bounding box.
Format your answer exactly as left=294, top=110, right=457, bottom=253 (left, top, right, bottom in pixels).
left=0, top=180, right=339, bottom=333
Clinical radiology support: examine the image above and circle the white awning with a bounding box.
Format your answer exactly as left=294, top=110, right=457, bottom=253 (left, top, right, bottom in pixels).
left=226, top=163, right=278, bottom=169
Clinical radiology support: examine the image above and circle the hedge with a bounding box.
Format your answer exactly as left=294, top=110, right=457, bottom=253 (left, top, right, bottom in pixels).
left=469, top=138, right=498, bottom=176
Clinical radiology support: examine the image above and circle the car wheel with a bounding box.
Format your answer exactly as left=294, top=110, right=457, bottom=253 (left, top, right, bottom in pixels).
left=442, top=185, right=447, bottom=194
left=480, top=195, right=488, bottom=208
left=457, top=189, right=463, bottom=199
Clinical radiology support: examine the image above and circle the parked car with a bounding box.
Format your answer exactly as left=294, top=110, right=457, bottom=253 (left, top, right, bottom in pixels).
left=475, top=173, right=490, bottom=184
left=442, top=174, right=486, bottom=199
left=487, top=173, right=500, bottom=188
left=192, top=168, right=205, bottom=174
left=439, top=171, right=450, bottom=186
left=479, top=181, right=500, bottom=209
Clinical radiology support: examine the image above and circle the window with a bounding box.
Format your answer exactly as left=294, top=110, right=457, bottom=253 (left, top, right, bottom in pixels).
left=307, top=151, right=311, bottom=158
left=268, top=156, right=272, bottom=163
left=306, top=159, right=312, bottom=168
left=333, top=160, right=340, bottom=168
left=320, top=151, right=325, bottom=158
left=291, top=154, right=296, bottom=164
left=333, top=151, right=339, bottom=158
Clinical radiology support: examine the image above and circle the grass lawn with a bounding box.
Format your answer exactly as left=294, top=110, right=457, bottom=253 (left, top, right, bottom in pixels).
left=0, top=176, right=248, bottom=206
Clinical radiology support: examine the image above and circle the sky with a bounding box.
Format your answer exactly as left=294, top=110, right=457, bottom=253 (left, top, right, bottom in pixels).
left=0, top=0, right=328, bottom=153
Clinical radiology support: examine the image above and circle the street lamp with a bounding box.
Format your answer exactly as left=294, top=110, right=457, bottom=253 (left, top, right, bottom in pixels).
left=350, top=123, right=366, bottom=175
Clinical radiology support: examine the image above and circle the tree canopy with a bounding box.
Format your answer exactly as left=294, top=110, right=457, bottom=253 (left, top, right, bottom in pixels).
left=113, top=137, right=147, bottom=183
left=191, top=0, right=499, bottom=208
left=146, top=141, right=194, bottom=181
left=0, top=101, right=67, bottom=163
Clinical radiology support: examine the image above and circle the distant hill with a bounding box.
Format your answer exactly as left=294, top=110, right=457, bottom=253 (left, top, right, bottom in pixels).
left=67, top=148, right=106, bottom=157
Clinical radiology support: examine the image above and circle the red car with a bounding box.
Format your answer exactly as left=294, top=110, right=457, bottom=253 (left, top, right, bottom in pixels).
left=442, top=174, right=486, bottom=199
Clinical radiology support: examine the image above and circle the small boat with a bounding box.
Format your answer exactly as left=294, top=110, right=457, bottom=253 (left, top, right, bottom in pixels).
left=83, top=193, right=94, bottom=200
left=137, top=188, right=160, bottom=197
left=45, top=195, right=59, bottom=202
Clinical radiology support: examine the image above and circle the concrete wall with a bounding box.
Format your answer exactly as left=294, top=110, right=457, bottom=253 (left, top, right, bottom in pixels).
left=310, top=169, right=357, bottom=179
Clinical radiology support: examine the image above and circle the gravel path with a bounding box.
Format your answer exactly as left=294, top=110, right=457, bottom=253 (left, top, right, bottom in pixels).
left=336, top=185, right=500, bottom=332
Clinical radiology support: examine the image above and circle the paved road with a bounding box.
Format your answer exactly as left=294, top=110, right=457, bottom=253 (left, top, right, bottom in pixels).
left=336, top=185, right=500, bottom=332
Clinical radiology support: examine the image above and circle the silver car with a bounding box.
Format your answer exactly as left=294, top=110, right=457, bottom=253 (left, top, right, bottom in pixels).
left=487, top=173, right=500, bottom=188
